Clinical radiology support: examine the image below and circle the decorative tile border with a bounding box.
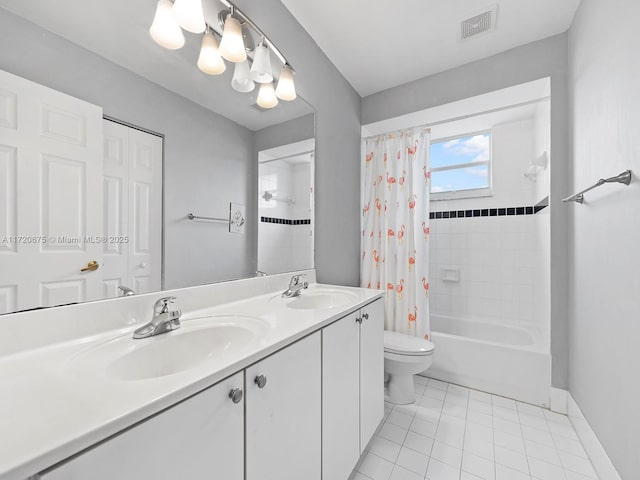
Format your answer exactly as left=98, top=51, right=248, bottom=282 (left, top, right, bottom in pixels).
left=430, top=197, right=548, bottom=220
left=260, top=216, right=311, bottom=225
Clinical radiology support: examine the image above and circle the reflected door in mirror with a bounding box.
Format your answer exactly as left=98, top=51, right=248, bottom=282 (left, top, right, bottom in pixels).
left=0, top=69, right=104, bottom=313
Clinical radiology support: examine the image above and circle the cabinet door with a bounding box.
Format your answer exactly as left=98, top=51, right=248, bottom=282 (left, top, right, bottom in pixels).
left=246, top=332, right=321, bottom=480
left=41, top=372, right=244, bottom=480
left=322, top=311, right=360, bottom=480
left=360, top=298, right=385, bottom=451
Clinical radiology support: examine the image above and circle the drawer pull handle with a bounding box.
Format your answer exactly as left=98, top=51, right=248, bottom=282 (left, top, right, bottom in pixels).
left=229, top=388, right=243, bottom=404
left=254, top=375, right=267, bottom=388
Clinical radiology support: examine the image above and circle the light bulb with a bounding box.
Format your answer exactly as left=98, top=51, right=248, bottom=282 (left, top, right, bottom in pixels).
left=149, top=0, right=185, bottom=50
left=257, top=82, right=278, bottom=109
left=197, top=31, right=226, bottom=75
left=219, top=14, right=247, bottom=63
left=171, top=0, right=206, bottom=34
left=275, top=65, right=296, bottom=101
left=231, top=60, right=255, bottom=93
left=250, top=42, right=273, bottom=83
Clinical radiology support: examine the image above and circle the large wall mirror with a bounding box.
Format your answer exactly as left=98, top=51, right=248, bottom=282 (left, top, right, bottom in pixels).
left=0, top=0, right=315, bottom=315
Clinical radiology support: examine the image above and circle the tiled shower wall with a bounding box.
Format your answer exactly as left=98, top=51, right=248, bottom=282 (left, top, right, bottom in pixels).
left=429, top=117, right=550, bottom=347
left=258, top=160, right=313, bottom=274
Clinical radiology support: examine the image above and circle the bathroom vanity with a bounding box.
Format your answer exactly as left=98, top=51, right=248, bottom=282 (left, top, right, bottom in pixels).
left=0, top=271, right=383, bottom=480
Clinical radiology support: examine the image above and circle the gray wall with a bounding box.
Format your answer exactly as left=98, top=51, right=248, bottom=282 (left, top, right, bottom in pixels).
left=0, top=9, right=255, bottom=289
left=568, top=0, right=640, bottom=477
left=235, top=0, right=362, bottom=287
left=362, top=35, right=570, bottom=389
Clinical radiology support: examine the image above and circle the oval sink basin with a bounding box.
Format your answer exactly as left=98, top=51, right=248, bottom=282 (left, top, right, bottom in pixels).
left=273, top=288, right=358, bottom=310
left=71, top=315, right=268, bottom=381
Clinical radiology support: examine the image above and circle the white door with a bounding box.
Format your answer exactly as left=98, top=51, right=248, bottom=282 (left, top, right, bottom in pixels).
left=102, top=120, right=162, bottom=298
left=41, top=372, right=244, bottom=480
left=0, top=69, right=103, bottom=313
left=360, top=298, right=385, bottom=451
left=322, top=311, right=361, bottom=480
left=246, top=332, right=321, bottom=480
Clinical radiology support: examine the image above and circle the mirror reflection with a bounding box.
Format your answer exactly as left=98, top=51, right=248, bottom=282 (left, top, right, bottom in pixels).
left=0, top=0, right=315, bottom=315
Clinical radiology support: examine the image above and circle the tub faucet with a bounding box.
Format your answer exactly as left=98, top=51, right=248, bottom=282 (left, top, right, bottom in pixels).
left=133, top=296, right=182, bottom=339
left=282, top=274, right=309, bottom=298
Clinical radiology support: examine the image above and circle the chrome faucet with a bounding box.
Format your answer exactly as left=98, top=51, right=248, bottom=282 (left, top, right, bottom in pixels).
left=133, top=296, right=182, bottom=339
left=281, top=274, right=309, bottom=298
left=118, top=285, right=135, bottom=296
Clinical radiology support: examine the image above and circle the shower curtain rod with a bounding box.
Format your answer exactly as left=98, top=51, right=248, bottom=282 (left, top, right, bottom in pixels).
left=362, top=97, right=551, bottom=140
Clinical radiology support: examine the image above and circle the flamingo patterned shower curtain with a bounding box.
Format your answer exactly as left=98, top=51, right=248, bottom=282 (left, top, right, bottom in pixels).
left=361, top=128, right=431, bottom=340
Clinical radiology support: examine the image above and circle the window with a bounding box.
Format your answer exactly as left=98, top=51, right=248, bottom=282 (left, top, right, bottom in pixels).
left=430, top=131, right=491, bottom=200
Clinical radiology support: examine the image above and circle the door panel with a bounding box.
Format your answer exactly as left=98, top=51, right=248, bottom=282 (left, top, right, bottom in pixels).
left=0, top=68, right=103, bottom=312
left=322, top=312, right=361, bottom=480
left=246, top=333, right=321, bottom=480
left=360, top=298, right=385, bottom=451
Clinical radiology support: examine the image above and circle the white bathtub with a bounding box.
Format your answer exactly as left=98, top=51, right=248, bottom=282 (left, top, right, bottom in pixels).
left=425, top=314, right=551, bottom=406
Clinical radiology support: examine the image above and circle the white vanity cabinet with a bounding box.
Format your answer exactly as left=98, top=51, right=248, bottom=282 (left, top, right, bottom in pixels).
left=40, top=372, right=244, bottom=480
left=246, top=332, right=322, bottom=480
left=322, top=298, right=384, bottom=480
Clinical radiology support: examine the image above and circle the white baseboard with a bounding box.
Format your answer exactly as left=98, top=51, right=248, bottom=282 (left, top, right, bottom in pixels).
left=550, top=387, right=568, bottom=414
left=566, top=392, right=622, bottom=480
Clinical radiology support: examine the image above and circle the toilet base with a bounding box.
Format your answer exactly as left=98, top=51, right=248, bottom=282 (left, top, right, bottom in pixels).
left=385, top=373, right=417, bottom=404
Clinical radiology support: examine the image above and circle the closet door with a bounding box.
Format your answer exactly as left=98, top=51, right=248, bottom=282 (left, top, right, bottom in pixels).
left=102, top=119, right=162, bottom=298
left=0, top=68, right=103, bottom=313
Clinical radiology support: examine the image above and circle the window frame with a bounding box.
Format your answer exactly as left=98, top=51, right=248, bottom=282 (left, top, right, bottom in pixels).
left=429, top=129, right=493, bottom=201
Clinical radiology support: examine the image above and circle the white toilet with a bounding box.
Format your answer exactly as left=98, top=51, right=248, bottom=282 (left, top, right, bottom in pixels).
left=384, top=331, right=435, bottom=404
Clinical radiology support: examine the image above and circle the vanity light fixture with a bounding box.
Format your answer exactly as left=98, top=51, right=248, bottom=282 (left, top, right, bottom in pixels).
left=257, top=82, right=278, bottom=109
left=197, top=28, right=226, bottom=75
left=149, top=0, right=185, bottom=50
left=250, top=41, right=273, bottom=83
left=172, top=0, right=206, bottom=33
left=231, top=60, right=255, bottom=93
left=219, top=12, right=247, bottom=63
left=149, top=0, right=296, bottom=109
left=275, top=64, right=296, bottom=101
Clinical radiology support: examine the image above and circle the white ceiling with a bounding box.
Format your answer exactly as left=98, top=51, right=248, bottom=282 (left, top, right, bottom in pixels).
left=280, top=0, right=581, bottom=97
left=0, top=0, right=314, bottom=131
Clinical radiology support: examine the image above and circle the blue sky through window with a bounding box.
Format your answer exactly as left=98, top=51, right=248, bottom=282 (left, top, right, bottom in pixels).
left=430, top=133, right=490, bottom=193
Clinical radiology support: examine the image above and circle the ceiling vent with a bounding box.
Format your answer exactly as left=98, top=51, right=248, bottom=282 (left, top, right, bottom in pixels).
left=460, top=5, right=498, bottom=40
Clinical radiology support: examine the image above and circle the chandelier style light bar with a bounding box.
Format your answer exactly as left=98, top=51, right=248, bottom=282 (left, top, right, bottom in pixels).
left=149, top=0, right=296, bottom=108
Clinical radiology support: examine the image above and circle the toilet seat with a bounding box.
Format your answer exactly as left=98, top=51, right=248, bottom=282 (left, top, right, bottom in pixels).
left=384, top=331, right=435, bottom=356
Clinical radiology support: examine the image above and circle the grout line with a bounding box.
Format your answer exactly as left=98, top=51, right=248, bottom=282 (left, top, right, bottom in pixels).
left=515, top=402, right=534, bottom=479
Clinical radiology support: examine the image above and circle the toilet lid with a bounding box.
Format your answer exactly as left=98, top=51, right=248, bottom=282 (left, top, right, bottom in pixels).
left=384, top=331, right=435, bottom=356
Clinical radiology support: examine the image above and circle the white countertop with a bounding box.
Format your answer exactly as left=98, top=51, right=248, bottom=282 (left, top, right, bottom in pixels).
left=0, top=282, right=383, bottom=480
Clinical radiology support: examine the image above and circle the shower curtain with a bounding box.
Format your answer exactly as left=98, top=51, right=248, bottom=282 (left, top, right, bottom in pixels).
left=361, top=128, right=431, bottom=340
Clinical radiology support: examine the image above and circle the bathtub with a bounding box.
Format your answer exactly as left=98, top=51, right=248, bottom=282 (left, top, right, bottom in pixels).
left=425, top=314, right=551, bottom=406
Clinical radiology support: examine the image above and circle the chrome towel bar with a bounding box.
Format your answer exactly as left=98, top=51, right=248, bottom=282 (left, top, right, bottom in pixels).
left=187, top=213, right=228, bottom=223
left=562, top=170, right=632, bottom=204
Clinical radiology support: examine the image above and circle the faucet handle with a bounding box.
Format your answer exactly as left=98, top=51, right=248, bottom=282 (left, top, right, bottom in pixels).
left=289, top=273, right=307, bottom=286
left=154, top=296, right=177, bottom=314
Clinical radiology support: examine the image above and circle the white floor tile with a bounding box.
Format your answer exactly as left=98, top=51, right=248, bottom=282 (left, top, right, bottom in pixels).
left=410, top=417, right=438, bottom=438
left=496, top=463, right=532, bottom=480
left=528, top=457, right=568, bottom=480
left=387, top=410, right=414, bottom=429
left=369, top=436, right=403, bottom=463
left=403, top=430, right=434, bottom=455
left=494, top=429, right=526, bottom=454
left=414, top=375, right=429, bottom=385
left=396, top=446, right=429, bottom=476
left=557, top=450, right=598, bottom=478
left=389, top=465, right=423, bottom=480
left=495, top=445, right=529, bottom=474
left=426, top=458, right=461, bottom=480
left=462, top=451, right=496, bottom=480
left=352, top=379, right=598, bottom=480
left=380, top=422, right=409, bottom=445
left=525, top=440, right=562, bottom=466
left=431, top=440, right=463, bottom=468
left=357, top=453, right=395, bottom=480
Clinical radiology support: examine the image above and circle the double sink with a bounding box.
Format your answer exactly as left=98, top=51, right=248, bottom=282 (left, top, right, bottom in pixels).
left=71, top=286, right=358, bottom=382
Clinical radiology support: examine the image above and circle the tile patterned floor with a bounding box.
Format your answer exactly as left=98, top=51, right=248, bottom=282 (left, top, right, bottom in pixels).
left=350, top=377, right=599, bottom=480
